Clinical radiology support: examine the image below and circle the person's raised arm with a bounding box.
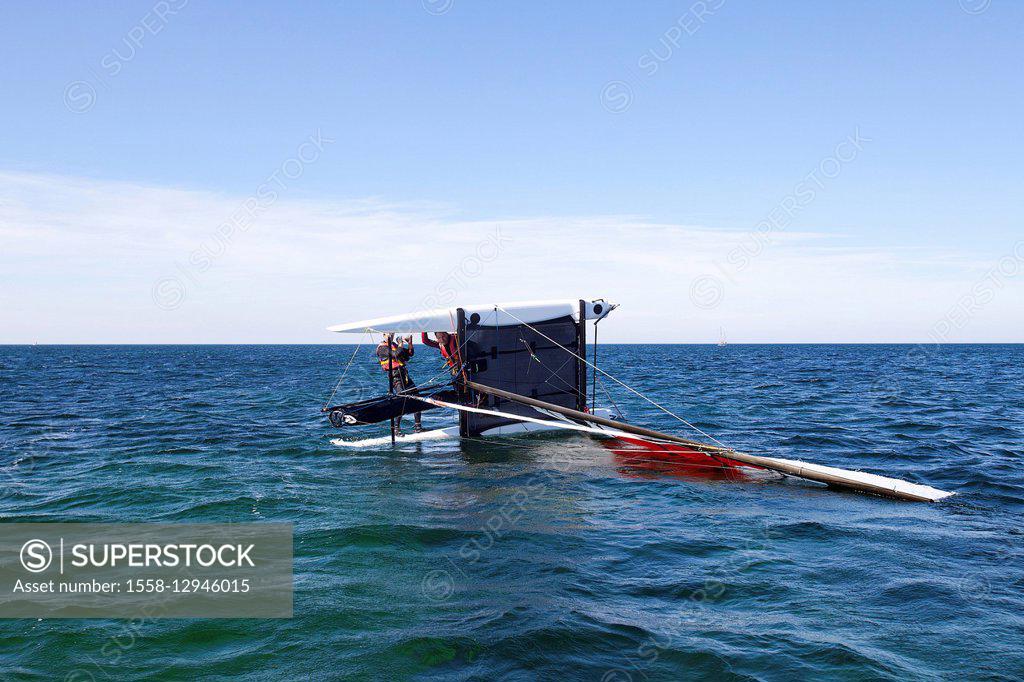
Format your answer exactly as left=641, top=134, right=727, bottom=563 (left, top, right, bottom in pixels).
left=421, top=332, right=440, bottom=349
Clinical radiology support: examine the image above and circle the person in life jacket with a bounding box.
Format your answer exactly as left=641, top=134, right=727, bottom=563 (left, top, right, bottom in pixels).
left=375, top=334, right=421, bottom=433
left=421, top=331, right=460, bottom=375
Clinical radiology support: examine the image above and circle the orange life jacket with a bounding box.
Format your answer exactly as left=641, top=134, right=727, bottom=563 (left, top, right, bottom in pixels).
left=379, top=357, right=404, bottom=371
left=376, top=343, right=406, bottom=371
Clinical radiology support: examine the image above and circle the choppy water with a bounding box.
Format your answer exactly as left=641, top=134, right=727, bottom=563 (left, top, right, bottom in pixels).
left=1, top=344, right=1021, bottom=680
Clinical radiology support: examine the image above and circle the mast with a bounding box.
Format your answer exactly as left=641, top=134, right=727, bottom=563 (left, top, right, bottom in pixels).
left=456, top=307, right=468, bottom=438
left=463, top=380, right=951, bottom=502
left=591, top=311, right=600, bottom=412
left=577, top=300, right=587, bottom=412
left=387, top=332, right=396, bottom=444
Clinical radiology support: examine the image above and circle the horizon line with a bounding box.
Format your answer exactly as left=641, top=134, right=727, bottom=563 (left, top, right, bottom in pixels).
left=2, top=342, right=1021, bottom=347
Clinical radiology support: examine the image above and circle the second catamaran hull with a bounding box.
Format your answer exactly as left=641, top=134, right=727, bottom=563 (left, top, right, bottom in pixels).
left=332, top=426, right=460, bottom=447
left=330, top=408, right=616, bottom=447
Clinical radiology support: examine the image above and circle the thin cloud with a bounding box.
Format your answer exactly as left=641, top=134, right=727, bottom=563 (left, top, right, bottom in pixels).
left=1, top=171, right=1020, bottom=343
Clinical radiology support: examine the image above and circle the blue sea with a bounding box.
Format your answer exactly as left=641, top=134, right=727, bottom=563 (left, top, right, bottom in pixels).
left=1, top=344, right=1021, bottom=680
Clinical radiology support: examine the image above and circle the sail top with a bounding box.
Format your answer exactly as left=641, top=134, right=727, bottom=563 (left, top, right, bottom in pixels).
left=327, top=299, right=613, bottom=334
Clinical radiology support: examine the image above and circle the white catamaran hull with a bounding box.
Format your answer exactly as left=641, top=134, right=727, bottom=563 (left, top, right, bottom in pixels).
left=330, top=408, right=617, bottom=447
left=331, top=426, right=460, bottom=448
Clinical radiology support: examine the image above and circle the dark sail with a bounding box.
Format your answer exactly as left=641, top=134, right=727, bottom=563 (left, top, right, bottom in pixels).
left=458, top=307, right=585, bottom=437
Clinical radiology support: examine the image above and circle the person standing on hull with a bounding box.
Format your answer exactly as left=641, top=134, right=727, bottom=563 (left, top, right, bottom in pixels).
left=421, top=331, right=460, bottom=376
left=375, top=333, right=422, bottom=433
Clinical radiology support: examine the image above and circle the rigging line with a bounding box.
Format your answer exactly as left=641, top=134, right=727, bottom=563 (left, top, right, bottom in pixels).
left=420, top=395, right=711, bottom=448
left=533, top=353, right=583, bottom=397
left=408, top=329, right=463, bottom=389
left=519, top=338, right=541, bottom=365
left=343, top=395, right=749, bottom=475
left=513, top=332, right=583, bottom=397
left=399, top=422, right=598, bottom=460
left=397, top=334, right=432, bottom=433
left=591, top=314, right=600, bottom=411
left=359, top=391, right=563, bottom=451
left=479, top=341, right=578, bottom=401
left=420, top=397, right=755, bottom=468
left=412, top=352, right=463, bottom=391
left=322, top=335, right=367, bottom=409
left=448, top=310, right=471, bottom=385
left=375, top=389, right=763, bottom=479
left=495, top=305, right=732, bottom=450
left=495, top=305, right=503, bottom=392
left=476, top=331, right=604, bottom=415
left=417, top=365, right=456, bottom=390
left=596, top=376, right=625, bottom=420
left=421, top=396, right=620, bottom=438
left=369, top=405, right=747, bottom=474
left=396, top=334, right=411, bottom=431
left=446, top=412, right=748, bottom=474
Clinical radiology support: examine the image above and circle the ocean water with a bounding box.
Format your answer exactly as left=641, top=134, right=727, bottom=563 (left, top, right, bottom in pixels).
left=0, top=344, right=1021, bottom=680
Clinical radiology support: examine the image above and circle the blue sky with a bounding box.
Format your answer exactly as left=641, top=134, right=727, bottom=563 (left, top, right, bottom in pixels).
left=1, top=1, right=1021, bottom=342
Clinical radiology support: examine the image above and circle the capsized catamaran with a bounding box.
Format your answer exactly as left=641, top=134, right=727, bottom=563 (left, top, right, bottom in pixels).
left=322, top=299, right=954, bottom=503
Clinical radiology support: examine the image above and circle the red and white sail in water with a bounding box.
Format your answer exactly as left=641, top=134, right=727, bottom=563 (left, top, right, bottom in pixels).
left=421, top=391, right=954, bottom=503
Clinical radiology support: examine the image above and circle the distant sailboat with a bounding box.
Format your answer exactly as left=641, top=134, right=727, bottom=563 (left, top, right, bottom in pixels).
left=717, top=327, right=727, bottom=347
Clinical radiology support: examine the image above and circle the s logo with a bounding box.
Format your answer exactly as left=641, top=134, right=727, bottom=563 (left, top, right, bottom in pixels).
left=20, top=539, right=53, bottom=573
